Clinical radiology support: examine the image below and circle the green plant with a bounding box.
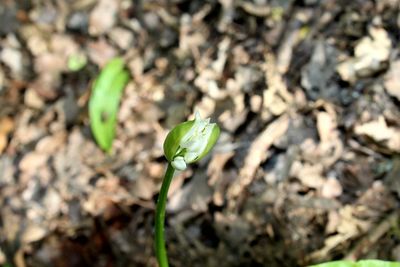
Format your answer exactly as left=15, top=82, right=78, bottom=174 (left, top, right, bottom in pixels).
left=67, top=53, right=87, bottom=72
left=155, top=112, right=220, bottom=267
left=89, top=58, right=129, bottom=153
left=310, top=260, right=400, bottom=267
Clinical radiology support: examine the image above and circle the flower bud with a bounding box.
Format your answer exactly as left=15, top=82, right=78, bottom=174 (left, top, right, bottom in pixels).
left=163, top=112, right=220, bottom=170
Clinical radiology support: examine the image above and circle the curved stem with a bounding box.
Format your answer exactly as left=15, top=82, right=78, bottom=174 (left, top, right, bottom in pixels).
left=155, top=163, right=175, bottom=267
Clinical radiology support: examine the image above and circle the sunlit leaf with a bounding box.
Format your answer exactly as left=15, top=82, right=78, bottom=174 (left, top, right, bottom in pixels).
left=67, top=53, right=87, bottom=72
left=89, top=58, right=129, bottom=152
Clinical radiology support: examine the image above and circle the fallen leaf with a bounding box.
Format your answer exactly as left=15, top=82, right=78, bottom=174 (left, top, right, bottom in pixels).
left=308, top=205, right=372, bottom=261
left=42, top=188, right=63, bottom=218
left=22, top=224, right=47, bottom=243
left=108, top=27, right=134, bottom=50
left=0, top=47, right=23, bottom=77
left=291, top=161, right=325, bottom=188
left=24, top=88, right=45, bottom=109
left=384, top=60, right=400, bottom=101
left=19, top=152, right=48, bottom=173
left=130, top=176, right=155, bottom=200
left=87, top=39, right=117, bottom=67
left=321, top=177, right=343, bottom=199
left=207, top=151, right=235, bottom=186
left=316, top=107, right=343, bottom=167
left=317, top=112, right=336, bottom=143
left=228, top=115, right=289, bottom=199
left=262, top=53, right=293, bottom=119
left=337, top=27, right=391, bottom=83
left=89, top=0, right=118, bottom=36
left=0, top=117, right=14, bottom=154
left=167, top=171, right=212, bottom=213
left=354, top=116, right=400, bottom=151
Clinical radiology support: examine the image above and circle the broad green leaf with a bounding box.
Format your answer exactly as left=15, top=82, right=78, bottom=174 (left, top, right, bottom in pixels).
left=89, top=58, right=130, bottom=152
left=310, top=260, right=400, bottom=267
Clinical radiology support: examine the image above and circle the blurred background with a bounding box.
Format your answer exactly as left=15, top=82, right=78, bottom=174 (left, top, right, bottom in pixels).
left=0, top=0, right=400, bottom=266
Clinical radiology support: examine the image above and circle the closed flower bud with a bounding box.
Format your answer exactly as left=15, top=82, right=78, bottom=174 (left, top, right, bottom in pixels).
left=163, top=112, right=220, bottom=170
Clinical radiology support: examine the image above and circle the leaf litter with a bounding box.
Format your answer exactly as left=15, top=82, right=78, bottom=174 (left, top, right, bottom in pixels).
left=0, top=0, right=399, bottom=266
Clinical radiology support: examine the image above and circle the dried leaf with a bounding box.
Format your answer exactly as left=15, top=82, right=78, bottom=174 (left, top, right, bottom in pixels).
left=22, top=224, right=47, bottom=243
left=0, top=117, right=14, bottom=154
left=337, top=27, right=391, bottom=83
left=384, top=60, right=400, bottom=101
left=228, top=115, right=289, bottom=199
left=321, top=177, right=343, bottom=199
left=355, top=116, right=400, bottom=151
left=89, top=0, right=118, bottom=36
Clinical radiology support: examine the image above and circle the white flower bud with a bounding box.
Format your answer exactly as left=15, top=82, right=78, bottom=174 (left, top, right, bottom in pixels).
left=171, top=156, right=187, bottom=171
left=163, top=111, right=220, bottom=171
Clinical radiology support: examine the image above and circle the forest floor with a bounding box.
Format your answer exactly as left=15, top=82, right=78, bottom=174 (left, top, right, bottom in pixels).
left=0, top=0, right=400, bottom=266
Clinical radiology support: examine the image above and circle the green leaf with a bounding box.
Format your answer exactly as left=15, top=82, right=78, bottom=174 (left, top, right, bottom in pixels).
left=67, top=53, right=87, bottom=72
left=309, top=260, right=400, bottom=267
left=89, top=58, right=130, bottom=152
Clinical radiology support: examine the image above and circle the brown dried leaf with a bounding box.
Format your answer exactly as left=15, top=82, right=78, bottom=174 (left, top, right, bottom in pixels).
left=228, top=115, right=289, bottom=199
left=317, top=111, right=336, bottom=143
left=108, top=27, right=134, bottom=50
left=19, top=152, right=48, bottom=173
left=0, top=117, right=14, bottom=154
left=291, top=161, right=325, bottom=188
left=384, top=60, right=400, bottom=101
left=355, top=181, right=395, bottom=218
left=22, top=224, right=47, bottom=243
left=168, top=171, right=212, bottom=213
left=207, top=151, right=235, bottom=186
left=89, top=0, right=118, bottom=36
left=35, top=132, right=66, bottom=154
left=316, top=108, right=343, bottom=167
left=355, top=116, right=400, bottom=151
left=0, top=47, right=23, bottom=77
left=309, top=205, right=372, bottom=261
left=87, top=38, right=117, bottom=67
left=337, top=27, right=391, bottom=83
left=321, top=177, right=343, bottom=199
left=219, top=108, right=248, bottom=133
left=355, top=116, right=393, bottom=141
left=83, top=176, right=133, bottom=216
left=42, top=188, right=63, bottom=218
left=196, top=96, right=216, bottom=119
left=262, top=53, right=293, bottom=119
left=24, top=89, right=45, bottom=109
left=131, top=176, right=155, bottom=200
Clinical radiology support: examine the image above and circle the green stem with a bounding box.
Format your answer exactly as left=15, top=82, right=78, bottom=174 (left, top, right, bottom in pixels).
left=155, top=163, right=175, bottom=267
